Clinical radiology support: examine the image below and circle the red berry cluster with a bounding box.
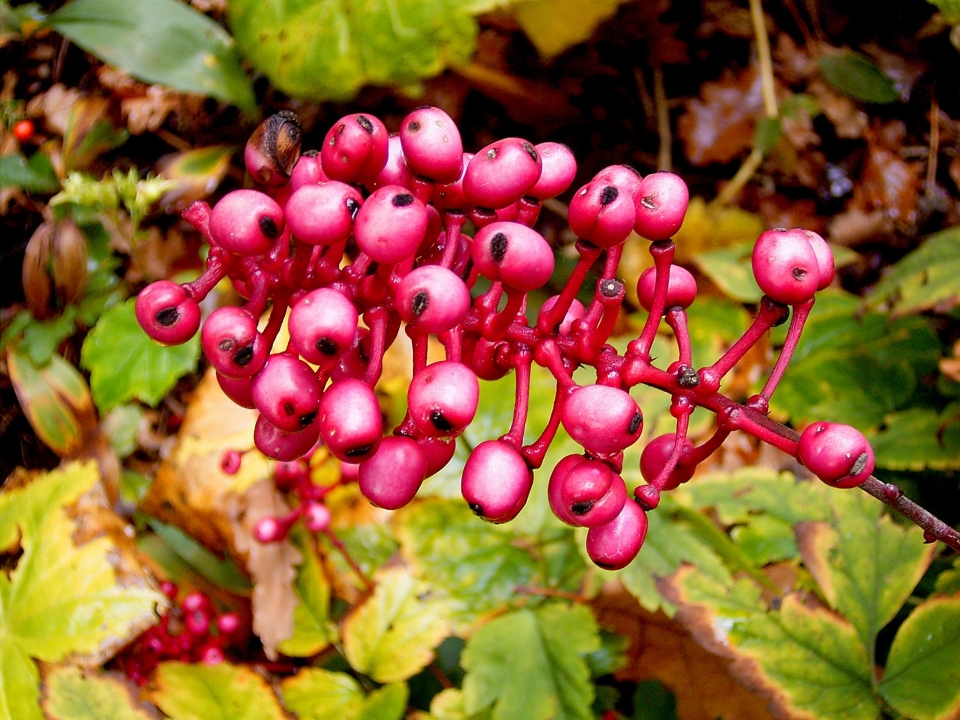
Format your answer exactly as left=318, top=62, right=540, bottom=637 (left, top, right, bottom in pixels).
left=136, top=108, right=875, bottom=570
left=116, top=583, right=241, bottom=685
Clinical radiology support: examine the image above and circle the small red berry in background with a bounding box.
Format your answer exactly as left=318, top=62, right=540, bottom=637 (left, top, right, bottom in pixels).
left=12, top=119, right=34, bottom=142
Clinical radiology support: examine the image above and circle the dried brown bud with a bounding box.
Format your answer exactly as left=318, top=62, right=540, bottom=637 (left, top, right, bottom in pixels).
left=244, top=110, right=302, bottom=185
left=22, top=219, right=88, bottom=319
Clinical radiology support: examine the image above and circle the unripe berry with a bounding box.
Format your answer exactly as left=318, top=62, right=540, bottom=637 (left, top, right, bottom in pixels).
left=319, top=378, right=383, bottom=462
left=396, top=265, right=471, bottom=334
left=136, top=281, right=201, bottom=346
left=751, top=228, right=820, bottom=305
left=251, top=354, right=322, bottom=432
left=639, top=434, right=695, bottom=491
left=633, top=172, right=689, bottom=241
left=585, top=499, right=648, bottom=570
left=408, top=361, right=479, bottom=438
left=285, top=182, right=362, bottom=246
left=461, top=440, right=532, bottom=523
left=464, top=138, right=542, bottom=209
left=201, top=307, right=268, bottom=378
left=797, top=421, right=874, bottom=488
left=289, top=289, right=359, bottom=366
left=353, top=185, right=428, bottom=264
left=568, top=182, right=636, bottom=248
left=321, top=113, right=389, bottom=185
left=399, top=106, right=464, bottom=184
left=562, top=385, right=643, bottom=455
left=472, top=221, right=555, bottom=291
left=636, top=265, right=698, bottom=311
left=529, top=142, right=577, bottom=200
left=209, top=190, right=284, bottom=256
left=358, top=435, right=428, bottom=509
left=557, top=459, right=627, bottom=527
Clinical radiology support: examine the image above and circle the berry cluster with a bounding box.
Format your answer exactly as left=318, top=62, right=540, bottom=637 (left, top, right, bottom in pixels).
left=116, top=584, right=241, bottom=685
left=137, top=108, right=876, bottom=570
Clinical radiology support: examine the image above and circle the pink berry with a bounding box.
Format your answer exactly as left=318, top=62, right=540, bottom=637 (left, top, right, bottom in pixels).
left=639, top=434, right=695, bottom=491
left=633, top=172, right=689, bottom=241
left=319, top=378, right=383, bottom=462
left=751, top=228, right=820, bottom=305
left=366, top=134, right=414, bottom=192
left=529, top=142, right=577, bottom=200
left=797, top=421, right=874, bottom=488
left=568, top=182, right=636, bottom=248
left=538, top=296, right=586, bottom=336
left=800, top=229, right=835, bottom=290
left=251, top=354, right=322, bottom=432
left=561, top=385, right=643, bottom=455
left=585, top=499, right=648, bottom=570
left=216, top=372, right=255, bottom=409
left=289, top=289, right=359, bottom=366
left=592, top=165, right=643, bottom=202
left=358, top=435, right=427, bottom=509
left=353, top=185, right=428, bottom=264
left=136, top=281, right=201, bottom=346
left=321, top=113, right=389, bottom=185
left=201, top=307, right=268, bottom=378
left=216, top=612, right=241, bottom=635
left=408, top=361, right=479, bottom=438
left=548, top=454, right=589, bottom=525
left=461, top=440, right=533, bottom=523
left=290, top=151, right=329, bottom=191
left=471, top=221, right=555, bottom=291
left=557, top=458, right=627, bottom=527
left=396, top=265, right=471, bottom=335
left=399, top=106, right=464, bottom=184
left=303, top=501, right=331, bottom=532
left=419, top=436, right=457, bottom=477
left=285, top=182, right=362, bottom=246
left=209, top=190, right=284, bottom=256
left=254, top=414, right=320, bottom=462
left=253, top=515, right=289, bottom=543
left=636, top=265, right=698, bottom=311
left=463, top=138, right=542, bottom=209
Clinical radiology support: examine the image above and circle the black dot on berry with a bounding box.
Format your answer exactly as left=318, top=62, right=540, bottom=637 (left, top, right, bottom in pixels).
left=571, top=500, right=595, bottom=516
left=792, top=267, right=808, bottom=280
left=628, top=411, right=643, bottom=434
left=412, top=291, right=429, bottom=316
left=407, top=120, right=421, bottom=133
left=356, top=115, right=374, bottom=134
left=430, top=410, right=453, bottom=432
left=345, top=198, right=360, bottom=218
left=486, top=147, right=498, bottom=160
left=299, top=411, right=317, bottom=428
left=468, top=502, right=484, bottom=516
left=600, top=186, right=619, bottom=205
left=521, top=142, right=539, bottom=163
left=640, top=195, right=657, bottom=210
left=233, top=344, right=254, bottom=367
left=259, top=216, right=280, bottom=239
left=392, top=193, right=415, bottom=207
left=283, top=402, right=295, bottom=416
left=218, top=339, right=235, bottom=352
left=491, top=232, right=508, bottom=262
left=316, top=338, right=339, bottom=356
left=595, top=561, right=616, bottom=570
left=850, top=452, right=870, bottom=476
left=345, top=444, right=372, bottom=458
left=156, top=307, right=179, bottom=327
left=599, top=279, right=622, bottom=298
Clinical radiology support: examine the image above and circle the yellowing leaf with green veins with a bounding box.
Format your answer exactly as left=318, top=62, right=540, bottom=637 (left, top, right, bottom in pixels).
left=80, top=298, right=200, bottom=413
left=879, top=593, right=960, bottom=720
left=342, top=566, right=448, bottom=683
left=393, top=499, right=538, bottom=627
left=0, top=464, right=164, bottom=720
left=461, top=604, right=600, bottom=720
left=511, top=0, right=631, bottom=58
left=665, top=568, right=877, bottom=720
left=278, top=527, right=335, bottom=657
left=42, top=667, right=152, bottom=720
left=150, top=662, right=286, bottom=720
left=280, top=668, right=408, bottom=720
left=796, top=486, right=934, bottom=655
left=865, top=227, right=960, bottom=316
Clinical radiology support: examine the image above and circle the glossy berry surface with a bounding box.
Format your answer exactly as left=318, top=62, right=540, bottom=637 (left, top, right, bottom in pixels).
left=396, top=265, right=471, bottom=334
left=585, top=499, right=648, bottom=570
left=209, top=190, right=284, bottom=256
left=251, top=354, right=322, bottom=432
left=561, top=385, right=643, bottom=455
left=633, top=172, right=689, bottom=241
left=751, top=228, right=820, bottom=305
left=399, top=107, right=464, bottom=184
left=289, top=289, right=359, bottom=366
left=798, top=421, right=875, bottom=488
left=319, top=378, right=383, bottom=462
left=464, top=138, right=542, bottom=209
left=461, top=440, right=533, bottom=523
left=136, top=281, right=201, bottom=346
left=285, top=182, right=362, bottom=246
left=636, top=265, right=698, bottom=311
left=201, top=307, right=267, bottom=378
left=321, top=113, right=389, bottom=185
left=358, top=435, right=428, bottom=509
left=472, top=222, right=555, bottom=291
left=353, top=185, right=428, bottom=264
left=408, top=361, right=480, bottom=438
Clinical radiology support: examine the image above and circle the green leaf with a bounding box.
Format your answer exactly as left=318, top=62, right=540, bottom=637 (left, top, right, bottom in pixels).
left=666, top=569, right=878, bottom=720
left=101, top=403, right=143, bottom=459
left=48, top=0, right=255, bottom=113
left=0, top=151, right=59, bottom=193
left=630, top=680, right=678, bottom=720
left=692, top=243, right=763, bottom=303
left=19, top=308, right=78, bottom=367
left=278, top=526, right=335, bottom=657
left=150, top=662, right=286, bottom=720
left=342, top=566, right=449, bottom=683
left=770, top=291, right=941, bottom=429
left=227, top=0, right=476, bottom=102
left=80, top=297, right=200, bottom=413
left=280, top=668, right=408, bottom=720
left=394, top=499, right=538, bottom=627
left=796, top=486, right=934, bottom=658
left=880, top=594, right=960, bottom=720
left=510, top=0, right=632, bottom=58
left=934, top=556, right=960, bottom=595
left=461, top=603, right=600, bottom=720
left=865, top=227, right=960, bottom=316
left=331, top=522, right=399, bottom=577
left=753, top=116, right=782, bottom=156
left=147, top=520, right=252, bottom=594
left=42, top=667, right=152, bottom=720
left=929, top=0, right=960, bottom=23
left=817, top=52, right=899, bottom=104
left=0, top=464, right=164, bottom=720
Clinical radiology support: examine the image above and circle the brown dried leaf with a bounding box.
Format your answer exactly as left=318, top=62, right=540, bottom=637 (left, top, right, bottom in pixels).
left=25, top=83, right=83, bottom=137
left=860, top=133, right=922, bottom=225
left=592, top=581, right=777, bottom=720
left=807, top=79, right=868, bottom=139
left=827, top=203, right=892, bottom=246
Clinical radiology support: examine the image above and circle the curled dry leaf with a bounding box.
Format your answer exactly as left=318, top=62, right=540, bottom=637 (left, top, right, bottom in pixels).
left=25, top=82, right=82, bottom=136
left=98, top=67, right=196, bottom=135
